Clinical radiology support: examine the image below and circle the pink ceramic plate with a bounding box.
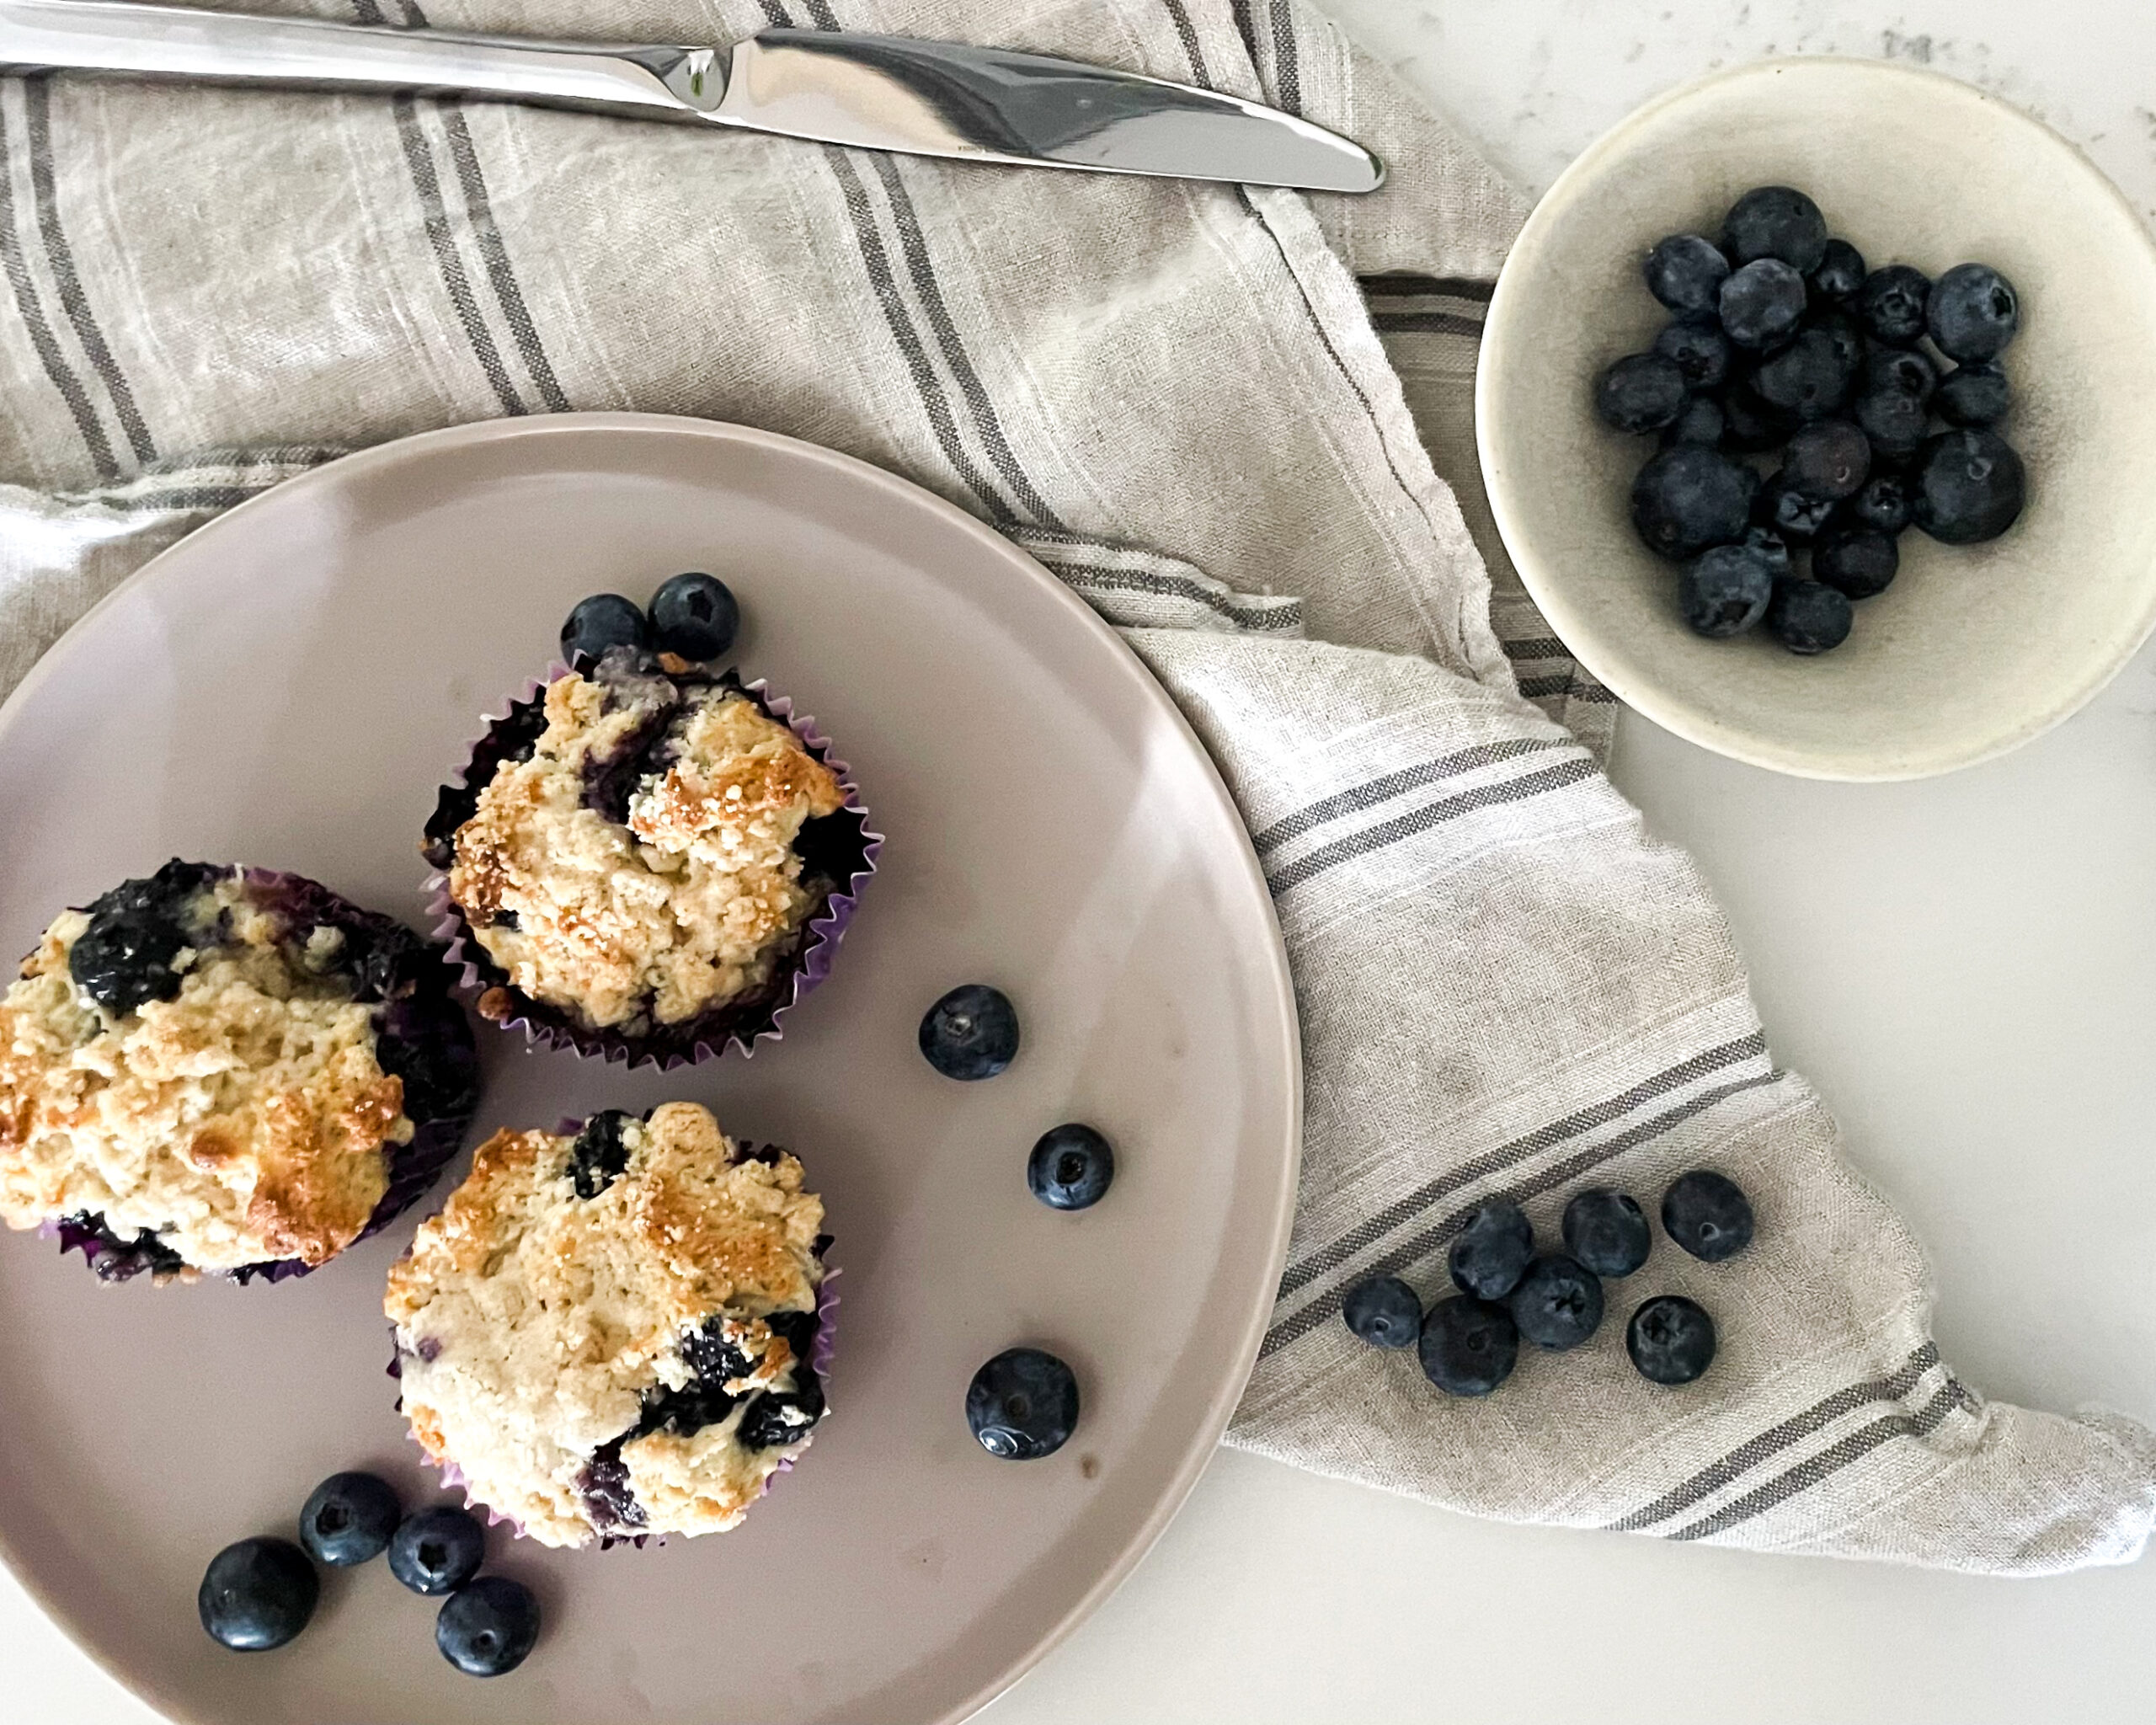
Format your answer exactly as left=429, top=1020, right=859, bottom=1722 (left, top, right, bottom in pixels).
left=0, top=414, right=1300, bottom=1724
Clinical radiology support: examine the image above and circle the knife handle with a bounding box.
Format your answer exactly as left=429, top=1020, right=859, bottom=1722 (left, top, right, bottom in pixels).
left=0, top=0, right=719, bottom=120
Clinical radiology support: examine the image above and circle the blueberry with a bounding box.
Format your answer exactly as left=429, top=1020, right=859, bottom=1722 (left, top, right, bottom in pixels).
left=1630, top=446, right=1755, bottom=561
left=1678, top=543, right=1774, bottom=639
left=735, top=1373, right=825, bottom=1449
left=966, top=1348, right=1080, bottom=1460
left=1813, top=528, right=1900, bottom=600
left=1780, top=420, right=1871, bottom=501
left=1417, top=1296, right=1518, bottom=1397
left=1852, top=346, right=1938, bottom=461
left=1752, top=328, right=1857, bottom=421
left=1508, top=1254, right=1604, bottom=1351
left=1856, top=265, right=1932, bottom=345
left=1913, top=429, right=2026, bottom=545
left=648, top=572, right=739, bottom=661
left=67, top=861, right=207, bottom=1017
left=1652, top=318, right=1732, bottom=393
left=1752, top=474, right=1838, bottom=546
left=1741, top=526, right=1793, bottom=582
left=1807, top=306, right=1870, bottom=381
left=1722, top=186, right=1828, bottom=275
left=1765, top=580, right=1853, bottom=655
left=1718, top=259, right=1808, bottom=350
left=1342, top=1275, right=1422, bottom=1349
left=1720, top=379, right=1797, bottom=454
left=298, top=1471, right=401, bottom=1567
left=1561, top=1190, right=1652, bottom=1278
left=1662, top=1170, right=1756, bottom=1262
left=1661, top=397, right=1727, bottom=449
left=1627, top=1295, right=1717, bottom=1386
left=1808, top=237, right=1867, bottom=304
left=387, top=1507, right=486, bottom=1596
left=1594, top=353, right=1689, bottom=435
left=918, top=984, right=1020, bottom=1081
left=1848, top=472, right=1915, bottom=537
left=1447, top=1199, right=1534, bottom=1301
left=559, top=593, right=648, bottom=666
left=1935, top=361, right=2011, bottom=429
left=1027, top=1124, right=1114, bottom=1211
left=198, top=1537, right=318, bottom=1652
left=1643, top=233, right=1731, bottom=317
left=567, top=1109, right=633, bottom=1199
left=436, top=1576, right=541, bottom=1678
left=1927, top=263, right=2020, bottom=362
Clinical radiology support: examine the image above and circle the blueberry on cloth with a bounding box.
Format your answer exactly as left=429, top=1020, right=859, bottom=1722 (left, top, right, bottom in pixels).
left=649, top=571, right=740, bottom=661
left=1927, top=263, right=2020, bottom=362
left=1913, top=429, right=2026, bottom=545
left=1342, top=1275, right=1423, bottom=1349
left=1722, top=186, right=1829, bottom=275
left=1662, top=1170, right=1756, bottom=1262
left=1644, top=233, right=1732, bottom=316
left=1630, top=445, right=1755, bottom=560
left=437, top=1576, right=541, bottom=1678
left=1508, top=1254, right=1605, bottom=1351
left=1628, top=1295, right=1718, bottom=1386
left=1418, top=1296, right=1519, bottom=1397
left=1653, top=318, right=1733, bottom=393
left=1595, top=353, right=1690, bottom=434
left=1562, top=1190, right=1652, bottom=1278
left=1813, top=529, right=1900, bottom=601
left=387, top=1507, right=486, bottom=1596
left=1780, top=420, right=1872, bottom=501
left=299, top=1472, right=401, bottom=1567
left=559, top=592, right=648, bottom=665
left=966, top=1348, right=1080, bottom=1460
left=1808, top=238, right=1867, bottom=303
left=1935, top=361, right=2012, bottom=428
left=199, top=1537, right=318, bottom=1652
left=1718, top=258, right=1808, bottom=350
left=1766, top=580, right=1854, bottom=655
left=919, top=984, right=1021, bottom=1081
left=1678, top=544, right=1774, bottom=639
left=1027, top=1124, right=1115, bottom=1211
left=1753, top=327, right=1857, bottom=421
left=1856, top=265, right=1933, bottom=345
left=1447, top=1199, right=1534, bottom=1301
left=1848, top=472, right=1915, bottom=537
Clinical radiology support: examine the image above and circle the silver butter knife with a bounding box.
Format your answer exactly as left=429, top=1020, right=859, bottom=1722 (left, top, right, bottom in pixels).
left=0, top=0, right=1383, bottom=191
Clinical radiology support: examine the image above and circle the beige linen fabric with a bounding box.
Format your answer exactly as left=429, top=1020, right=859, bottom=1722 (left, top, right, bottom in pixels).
left=0, top=0, right=2148, bottom=1571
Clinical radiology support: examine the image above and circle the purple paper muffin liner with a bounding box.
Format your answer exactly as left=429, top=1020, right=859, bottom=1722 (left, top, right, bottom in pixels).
left=421, top=659, right=879, bottom=1071
left=40, top=862, right=479, bottom=1286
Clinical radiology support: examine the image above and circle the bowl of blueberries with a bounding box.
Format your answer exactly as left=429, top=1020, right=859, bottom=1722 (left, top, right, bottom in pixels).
left=1476, top=56, right=2156, bottom=780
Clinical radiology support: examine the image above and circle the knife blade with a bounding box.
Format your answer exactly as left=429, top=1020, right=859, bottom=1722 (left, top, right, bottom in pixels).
left=0, top=1, right=1384, bottom=193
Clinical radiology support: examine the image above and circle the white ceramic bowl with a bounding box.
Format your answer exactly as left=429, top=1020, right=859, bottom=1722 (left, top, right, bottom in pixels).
left=1477, top=57, right=2156, bottom=781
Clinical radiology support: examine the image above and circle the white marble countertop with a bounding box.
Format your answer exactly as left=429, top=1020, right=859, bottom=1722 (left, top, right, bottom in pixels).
left=11, top=2, right=2156, bottom=1720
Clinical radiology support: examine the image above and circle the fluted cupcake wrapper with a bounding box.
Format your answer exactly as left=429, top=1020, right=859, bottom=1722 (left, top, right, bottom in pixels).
left=46, top=864, right=479, bottom=1286
left=424, top=662, right=879, bottom=1071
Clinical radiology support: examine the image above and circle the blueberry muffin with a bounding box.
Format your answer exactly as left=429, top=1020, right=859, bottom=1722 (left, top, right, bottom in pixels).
left=424, top=649, right=874, bottom=1064
left=386, top=1102, right=830, bottom=1546
left=0, top=862, right=478, bottom=1283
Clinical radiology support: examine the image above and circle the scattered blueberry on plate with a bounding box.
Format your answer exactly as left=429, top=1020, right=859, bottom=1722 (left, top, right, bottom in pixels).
left=649, top=571, right=740, bottom=662
left=1418, top=1295, right=1519, bottom=1397
left=436, top=1575, right=542, bottom=1678
left=1342, top=1274, right=1423, bottom=1349
left=199, top=1537, right=319, bottom=1652
left=1662, top=1170, right=1756, bottom=1263
left=1508, top=1254, right=1605, bottom=1351
left=559, top=592, right=648, bottom=665
left=967, top=1348, right=1081, bottom=1460
left=1027, top=1123, right=1114, bottom=1210
left=1447, top=1199, right=1535, bottom=1301
left=920, top=983, right=1021, bottom=1081
left=388, top=1506, right=488, bottom=1597
left=1561, top=1189, right=1652, bottom=1279
left=1627, top=1295, right=1718, bottom=1386
left=1600, top=186, right=2027, bottom=655
left=299, top=1471, right=402, bottom=1567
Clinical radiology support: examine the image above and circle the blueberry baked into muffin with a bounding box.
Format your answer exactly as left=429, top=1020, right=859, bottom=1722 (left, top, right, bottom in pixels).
left=423, top=648, right=875, bottom=1065
left=0, top=862, right=478, bottom=1283
left=386, top=1102, right=831, bottom=1546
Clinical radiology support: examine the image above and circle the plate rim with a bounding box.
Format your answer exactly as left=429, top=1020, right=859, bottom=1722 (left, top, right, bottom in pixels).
left=0, top=410, right=1304, bottom=1725
left=1476, top=55, right=2156, bottom=782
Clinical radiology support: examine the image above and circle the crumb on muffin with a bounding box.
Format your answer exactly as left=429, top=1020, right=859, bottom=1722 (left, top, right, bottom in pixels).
left=386, top=1101, right=829, bottom=1547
